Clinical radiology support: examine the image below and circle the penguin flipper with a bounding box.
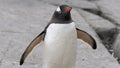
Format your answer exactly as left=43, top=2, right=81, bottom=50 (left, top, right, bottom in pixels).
left=76, top=28, right=97, bottom=49
left=20, top=31, right=45, bottom=65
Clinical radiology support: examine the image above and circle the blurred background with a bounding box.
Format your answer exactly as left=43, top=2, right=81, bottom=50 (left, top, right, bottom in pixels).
left=0, top=0, right=120, bottom=68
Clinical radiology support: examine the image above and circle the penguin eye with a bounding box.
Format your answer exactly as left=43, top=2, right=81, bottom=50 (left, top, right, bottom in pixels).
left=56, top=7, right=61, bottom=13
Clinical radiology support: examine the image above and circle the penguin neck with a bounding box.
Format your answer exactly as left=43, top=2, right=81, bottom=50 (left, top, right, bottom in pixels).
left=50, top=11, right=73, bottom=24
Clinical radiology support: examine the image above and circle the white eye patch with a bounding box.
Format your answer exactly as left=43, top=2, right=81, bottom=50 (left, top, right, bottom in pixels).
left=56, top=7, right=61, bottom=12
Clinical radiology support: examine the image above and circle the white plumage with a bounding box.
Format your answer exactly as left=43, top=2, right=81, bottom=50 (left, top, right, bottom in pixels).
left=43, top=22, right=77, bottom=68
left=56, top=7, right=61, bottom=12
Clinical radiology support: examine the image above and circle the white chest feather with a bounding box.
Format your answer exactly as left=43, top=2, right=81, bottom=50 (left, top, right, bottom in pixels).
left=44, top=22, right=77, bottom=50
left=43, top=22, right=77, bottom=68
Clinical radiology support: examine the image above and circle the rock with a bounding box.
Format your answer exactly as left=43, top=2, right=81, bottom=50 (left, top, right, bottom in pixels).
left=94, top=0, right=120, bottom=26
left=96, top=28, right=118, bottom=45
left=78, top=9, right=116, bottom=30
left=77, top=9, right=118, bottom=46
left=42, top=0, right=98, bottom=9
left=113, top=33, right=120, bottom=60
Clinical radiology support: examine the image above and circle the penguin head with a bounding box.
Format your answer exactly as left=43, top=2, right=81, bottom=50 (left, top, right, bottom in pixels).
left=56, top=5, right=72, bottom=14
left=51, top=5, right=72, bottom=23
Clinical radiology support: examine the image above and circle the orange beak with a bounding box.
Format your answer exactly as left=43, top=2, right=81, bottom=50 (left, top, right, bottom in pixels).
left=65, top=7, right=72, bottom=12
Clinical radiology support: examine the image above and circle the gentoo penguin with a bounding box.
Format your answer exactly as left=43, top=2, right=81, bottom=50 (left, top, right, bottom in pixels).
left=20, top=5, right=97, bottom=68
